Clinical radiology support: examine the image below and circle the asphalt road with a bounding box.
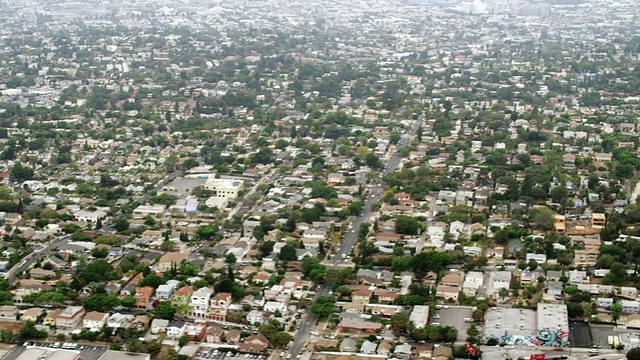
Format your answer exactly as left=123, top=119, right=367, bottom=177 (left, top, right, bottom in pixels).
left=5, top=235, right=71, bottom=285
left=286, top=119, right=424, bottom=359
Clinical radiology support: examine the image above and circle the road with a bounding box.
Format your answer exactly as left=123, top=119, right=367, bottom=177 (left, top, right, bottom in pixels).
left=479, top=345, right=626, bottom=360
left=5, top=235, right=71, bottom=285
left=286, top=119, right=423, bottom=359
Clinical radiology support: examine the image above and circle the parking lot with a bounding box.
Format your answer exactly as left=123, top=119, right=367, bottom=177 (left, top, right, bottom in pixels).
left=568, top=320, right=592, bottom=347
left=195, top=349, right=268, bottom=360
left=431, top=306, right=474, bottom=341
left=3, top=341, right=108, bottom=360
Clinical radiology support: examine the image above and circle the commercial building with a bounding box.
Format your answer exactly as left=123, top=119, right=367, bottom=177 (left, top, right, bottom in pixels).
left=408, top=305, right=429, bottom=328
left=536, top=303, right=569, bottom=347
left=15, top=348, right=80, bottom=360
left=202, top=178, right=243, bottom=198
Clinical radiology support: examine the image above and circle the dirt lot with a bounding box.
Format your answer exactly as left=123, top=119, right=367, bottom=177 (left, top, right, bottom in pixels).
left=0, top=322, right=23, bottom=332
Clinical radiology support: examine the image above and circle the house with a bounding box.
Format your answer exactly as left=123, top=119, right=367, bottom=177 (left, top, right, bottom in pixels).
left=432, top=347, right=453, bottom=360
left=132, top=315, right=151, bottom=332
left=156, top=280, right=181, bottom=300
left=526, top=253, right=547, bottom=264
left=264, top=301, right=288, bottom=316
left=183, top=323, right=207, bottom=340
left=377, top=291, right=399, bottom=304
left=377, top=341, right=392, bottom=355
left=295, top=248, right=318, bottom=260
left=596, top=298, right=614, bottom=308
left=134, top=286, right=154, bottom=309
left=413, top=344, right=433, bottom=358
left=435, top=285, right=459, bottom=302
left=207, top=292, right=232, bottom=321
left=360, top=340, right=377, bottom=354
left=157, top=252, right=188, bottom=272
left=107, top=313, right=134, bottom=329
left=171, top=286, right=193, bottom=306
left=568, top=270, right=588, bottom=285
left=151, top=318, right=169, bottom=334
left=394, top=344, right=412, bottom=359
left=21, top=308, right=44, bottom=322
left=462, top=271, right=484, bottom=296
left=83, top=311, right=109, bottom=330
left=226, top=329, right=241, bottom=344
left=621, top=287, right=639, bottom=299
left=337, top=317, right=383, bottom=333
left=352, top=289, right=372, bottom=304
left=29, top=268, right=56, bottom=279
left=167, top=321, right=186, bottom=338
left=189, top=287, right=213, bottom=318
left=315, top=339, right=339, bottom=351
left=239, top=334, right=269, bottom=354
left=43, top=309, right=62, bottom=326
left=592, top=213, right=606, bottom=230
left=55, top=306, right=85, bottom=328
left=574, top=249, right=598, bottom=267
left=621, top=300, right=640, bottom=314
left=0, top=306, right=18, bottom=321
left=205, top=326, right=224, bottom=343
left=247, top=310, right=265, bottom=325
left=493, top=271, right=511, bottom=292
left=340, top=338, right=357, bottom=352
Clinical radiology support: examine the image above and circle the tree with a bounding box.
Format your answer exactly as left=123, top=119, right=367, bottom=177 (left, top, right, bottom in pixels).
left=410, top=252, right=451, bottom=273
left=112, top=216, right=130, bottom=232
left=529, top=207, right=555, bottom=231
left=178, top=335, right=188, bottom=347
left=121, top=295, right=135, bottom=308
left=10, top=162, right=34, bottom=182
left=395, top=216, right=419, bottom=235
left=311, top=296, right=336, bottom=318
left=270, top=332, right=293, bottom=348
left=279, top=244, right=297, bottom=261
left=154, top=302, right=177, bottom=320
left=139, top=273, right=164, bottom=289
left=627, top=347, right=640, bottom=360
left=160, top=241, right=176, bottom=252
left=91, top=247, right=109, bottom=258
left=18, top=321, right=47, bottom=340
left=83, top=293, right=121, bottom=312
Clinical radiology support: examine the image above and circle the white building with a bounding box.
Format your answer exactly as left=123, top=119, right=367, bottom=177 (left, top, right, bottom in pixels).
left=408, top=305, right=429, bottom=328
left=263, top=301, right=288, bottom=316
left=189, top=287, right=213, bottom=318
left=83, top=311, right=109, bottom=330
left=247, top=310, right=265, bottom=325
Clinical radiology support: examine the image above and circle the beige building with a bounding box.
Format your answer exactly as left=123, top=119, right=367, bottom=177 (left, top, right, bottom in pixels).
left=203, top=178, right=243, bottom=198
left=55, top=306, right=85, bottom=329
left=157, top=252, right=188, bottom=272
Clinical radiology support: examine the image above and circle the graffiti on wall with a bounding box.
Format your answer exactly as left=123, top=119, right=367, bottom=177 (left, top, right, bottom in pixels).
left=498, top=329, right=569, bottom=347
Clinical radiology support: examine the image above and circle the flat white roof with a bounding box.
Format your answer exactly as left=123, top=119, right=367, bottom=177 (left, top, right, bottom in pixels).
left=483, top=307, right=536, bottom=339
left=537, top=303, right=568, bottom=333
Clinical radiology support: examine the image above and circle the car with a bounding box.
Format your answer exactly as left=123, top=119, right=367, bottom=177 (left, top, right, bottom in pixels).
left=553, top=347, right=563, bottom=351
left=588, top=349, right=600, bottom=354
left=431, top=322, right=440, bottom=326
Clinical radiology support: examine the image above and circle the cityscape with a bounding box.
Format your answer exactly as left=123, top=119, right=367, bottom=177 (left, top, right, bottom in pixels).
left=0, top=0, right=638, bottom=360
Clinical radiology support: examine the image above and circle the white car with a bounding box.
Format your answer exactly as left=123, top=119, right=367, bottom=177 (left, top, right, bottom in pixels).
left=588, top=349, right=600, bottom=354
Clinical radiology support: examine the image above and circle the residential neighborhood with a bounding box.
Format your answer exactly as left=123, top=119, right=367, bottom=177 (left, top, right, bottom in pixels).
left=0, top=0, right=639, bottom=360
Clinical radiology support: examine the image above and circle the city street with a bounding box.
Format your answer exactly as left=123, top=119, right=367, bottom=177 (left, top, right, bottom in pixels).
left=286, top=118, right=423, bottom=359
